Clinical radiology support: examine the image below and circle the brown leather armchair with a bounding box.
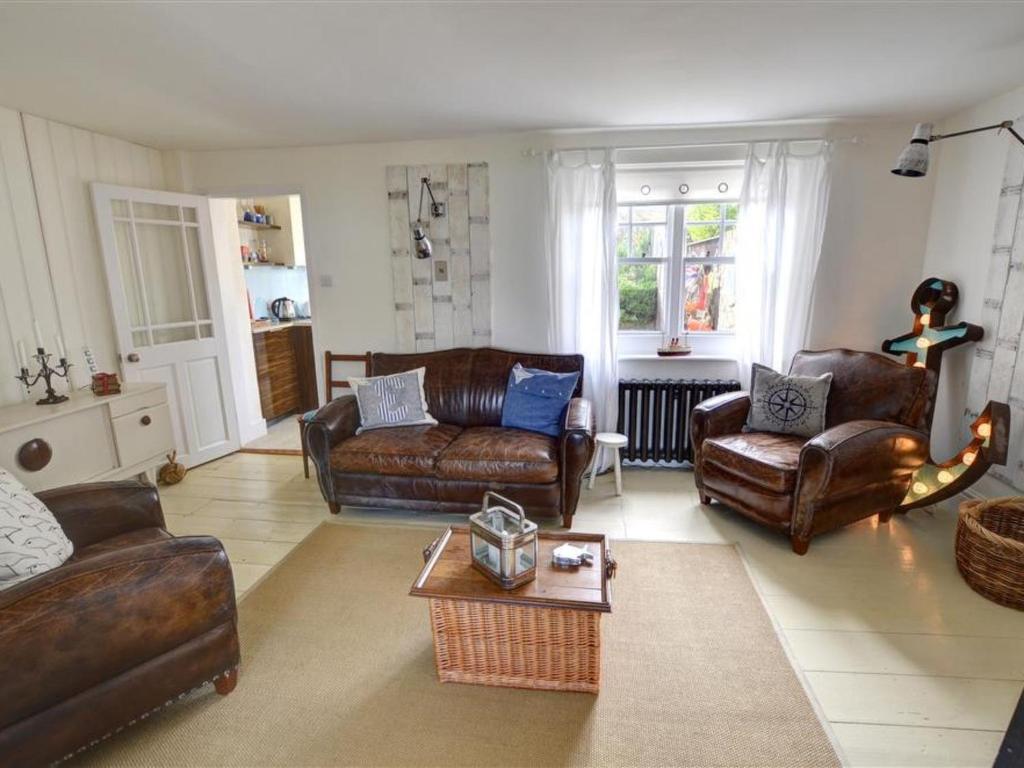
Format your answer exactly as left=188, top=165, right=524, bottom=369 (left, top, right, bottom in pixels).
left=306, top=347, right=595, bottom=528
left=691, top=349, right=936, bottom=554
left=0, top=481, right=240, bottom=766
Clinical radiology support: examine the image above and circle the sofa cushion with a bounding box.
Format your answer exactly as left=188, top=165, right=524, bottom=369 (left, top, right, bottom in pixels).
left=348, top=367, right=438, bottom=433
left=702, top=432, right=806, bottom=494
left=501, top=363, right=580, bottom=437
left=436, top=427, right=559, bottom=484
left=331, top=424, right=462, bottom=477
left=0, top=467, right=74, bottom=589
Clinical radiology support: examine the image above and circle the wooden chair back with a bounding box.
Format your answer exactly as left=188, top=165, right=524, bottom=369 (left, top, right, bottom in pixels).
left=324, top=351, right=371, bottom=403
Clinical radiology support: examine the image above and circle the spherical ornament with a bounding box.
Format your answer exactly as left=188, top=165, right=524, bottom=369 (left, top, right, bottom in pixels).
left=158, top=451, right=187, bottom=485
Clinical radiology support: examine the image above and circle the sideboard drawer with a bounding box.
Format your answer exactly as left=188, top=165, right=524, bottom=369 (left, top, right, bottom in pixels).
left=0, top=407, right=118, bottom=492
left=113, top=404, right=173, bottom=468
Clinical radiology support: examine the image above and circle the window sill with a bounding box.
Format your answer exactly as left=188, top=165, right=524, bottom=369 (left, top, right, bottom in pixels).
left=618, top=353, right=736, bottom=362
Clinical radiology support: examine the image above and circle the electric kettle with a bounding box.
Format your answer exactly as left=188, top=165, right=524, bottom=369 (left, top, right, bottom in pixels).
left=271, top=297, right=297, bottom=320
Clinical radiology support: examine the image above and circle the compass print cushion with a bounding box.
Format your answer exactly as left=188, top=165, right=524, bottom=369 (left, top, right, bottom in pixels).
left=746, top=363, right=832, bottom=438
left=0, top=466, right=73, bottom=589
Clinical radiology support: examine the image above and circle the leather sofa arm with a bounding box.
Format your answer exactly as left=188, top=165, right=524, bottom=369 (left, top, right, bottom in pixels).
left=36, top=480, right=165, bottom=550
left=559, top=398, right=595, bottom=529
left=305, top=395, right=361, bottom=502
left=691, top=391, right=751, bottom=449
left=0, top=536, right=237, bottom=730
left=306, top=395, right=360, bottom=450
left=563, top=397, right=594, bottom=436
left=792, top=420, right=930, bottom=539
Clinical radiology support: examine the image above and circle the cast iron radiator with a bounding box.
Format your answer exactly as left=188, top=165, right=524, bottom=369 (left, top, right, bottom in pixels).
left=616, top=378, right=741, bottom=464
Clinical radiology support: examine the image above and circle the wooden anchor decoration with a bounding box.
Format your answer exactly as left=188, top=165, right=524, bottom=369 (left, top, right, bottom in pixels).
left=882, top=277, right=1010, bottom=510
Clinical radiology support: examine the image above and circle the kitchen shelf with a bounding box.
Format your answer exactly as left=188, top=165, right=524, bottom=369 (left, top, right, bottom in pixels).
left=238, top=220, right=282, bottom=231
left=243, top=262, right=298, bottom=269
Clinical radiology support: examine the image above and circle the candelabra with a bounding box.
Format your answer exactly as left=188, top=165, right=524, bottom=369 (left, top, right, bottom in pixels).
left=16, top=347, right=72, bottom=405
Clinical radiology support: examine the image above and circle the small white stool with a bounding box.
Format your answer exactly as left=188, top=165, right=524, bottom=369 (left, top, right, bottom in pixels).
left=588, top=432, right=628, bottom=496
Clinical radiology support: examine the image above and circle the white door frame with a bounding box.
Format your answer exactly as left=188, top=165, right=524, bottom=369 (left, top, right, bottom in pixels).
left=91, top=183, right=240, bottom=467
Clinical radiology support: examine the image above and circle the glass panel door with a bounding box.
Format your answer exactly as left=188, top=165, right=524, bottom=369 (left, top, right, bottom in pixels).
left=109, top=199, right=214, bottom=346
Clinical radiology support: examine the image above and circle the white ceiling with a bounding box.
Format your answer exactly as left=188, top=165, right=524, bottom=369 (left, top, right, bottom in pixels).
left=1, top=2, right=1023, bottom=150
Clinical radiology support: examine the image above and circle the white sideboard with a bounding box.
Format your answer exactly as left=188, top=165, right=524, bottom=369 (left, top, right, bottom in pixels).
left=0, top=383, right=175, bottom=492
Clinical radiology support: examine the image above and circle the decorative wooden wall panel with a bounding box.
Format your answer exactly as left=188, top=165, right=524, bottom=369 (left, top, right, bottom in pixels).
left=0, top=106, right=168, bottom=408
left=386, top=163, right=491, bottom=352
left=969, top=130, right=1024, bottom=490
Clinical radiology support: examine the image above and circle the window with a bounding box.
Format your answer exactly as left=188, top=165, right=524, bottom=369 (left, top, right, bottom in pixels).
left=616, top=202, right=738, bottom=336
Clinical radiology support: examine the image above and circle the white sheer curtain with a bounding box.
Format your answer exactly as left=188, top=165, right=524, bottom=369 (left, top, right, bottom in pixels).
left=544, top=149, right=618, bottom=436
left=735, top=141, right=833, bottom=387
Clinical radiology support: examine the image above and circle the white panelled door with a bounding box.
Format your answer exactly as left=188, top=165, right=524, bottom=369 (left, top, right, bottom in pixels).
left=91, top=184, right=239, bottom=467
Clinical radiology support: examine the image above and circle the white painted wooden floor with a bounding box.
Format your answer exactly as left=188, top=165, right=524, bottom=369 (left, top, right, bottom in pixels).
left=159, top=453, right=1022, bottom=767
left=241, top=418, right=303, bottom=452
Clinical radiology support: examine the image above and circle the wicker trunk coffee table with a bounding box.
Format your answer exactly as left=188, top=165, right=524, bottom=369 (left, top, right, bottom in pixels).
left=410, top=526, right=614, bottom=694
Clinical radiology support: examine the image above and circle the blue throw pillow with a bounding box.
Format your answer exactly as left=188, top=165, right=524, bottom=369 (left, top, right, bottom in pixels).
left=501, top=363, right=580, bottom=438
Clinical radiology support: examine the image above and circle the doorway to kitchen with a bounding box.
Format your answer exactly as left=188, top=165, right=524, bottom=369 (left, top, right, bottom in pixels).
left=207, top=193, right=317, bottom=456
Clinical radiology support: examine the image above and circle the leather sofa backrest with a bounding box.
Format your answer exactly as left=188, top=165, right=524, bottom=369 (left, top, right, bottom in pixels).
left=789, top=348, right=936, bottom=431
left=370, top=348, right=585, bottom=427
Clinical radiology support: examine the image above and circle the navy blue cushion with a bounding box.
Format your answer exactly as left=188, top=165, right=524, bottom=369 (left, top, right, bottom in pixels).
left=500, top=363, right=580, bottom=438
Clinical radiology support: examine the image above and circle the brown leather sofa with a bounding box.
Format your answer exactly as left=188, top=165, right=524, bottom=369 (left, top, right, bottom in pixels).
left=0, top=481, right=240, bottom=765
left=691, top=349, right=936, bottom=554
left=306, top=347, right=595, bottom=528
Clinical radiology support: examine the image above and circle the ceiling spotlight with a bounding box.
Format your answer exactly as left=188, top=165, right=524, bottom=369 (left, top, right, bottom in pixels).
left=678, top=183, right=690, bottom=195
left=640, top=184, right=651, bottom=196
left=893, top=120, right=1024, bottom=178
left=717, top=182, right=729, bottom=193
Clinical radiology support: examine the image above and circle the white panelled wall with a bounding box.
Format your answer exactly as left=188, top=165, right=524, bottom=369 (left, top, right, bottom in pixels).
left=0, top=105, right=169, bottom=408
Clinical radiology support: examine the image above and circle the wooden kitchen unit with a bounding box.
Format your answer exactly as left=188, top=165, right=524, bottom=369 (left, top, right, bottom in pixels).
left=252, top=322, right=318, bottom=421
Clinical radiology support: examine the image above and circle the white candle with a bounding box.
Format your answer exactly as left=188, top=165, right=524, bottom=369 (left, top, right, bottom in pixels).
left=16, top=340, right=28, bottom=369
left=32, top=320, right=43, bottom=349
left=55, top=334, right=67, bottom=360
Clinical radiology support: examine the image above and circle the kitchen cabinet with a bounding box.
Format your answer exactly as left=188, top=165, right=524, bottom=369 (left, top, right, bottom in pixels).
left=252, top=323, right=317, bottom=421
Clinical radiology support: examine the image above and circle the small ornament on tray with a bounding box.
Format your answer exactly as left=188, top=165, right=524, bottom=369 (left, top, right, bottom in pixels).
left=552, top=542, right=594, bottom=568
left=657, top=334, right=692, bottom=357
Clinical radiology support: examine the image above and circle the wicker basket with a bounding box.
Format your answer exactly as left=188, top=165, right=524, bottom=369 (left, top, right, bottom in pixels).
left=956, top=497, right=1024, bottom=610
left=428, top=597, right=602, bottom=693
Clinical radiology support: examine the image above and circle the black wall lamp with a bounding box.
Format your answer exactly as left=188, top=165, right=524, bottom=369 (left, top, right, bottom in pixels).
left=412, top=176, right=445, bottom=259
left=892, top=120, right=1024, bottom=177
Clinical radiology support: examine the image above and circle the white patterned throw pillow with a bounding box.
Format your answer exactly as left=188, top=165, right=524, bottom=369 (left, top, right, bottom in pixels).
left=746, top=363, right=832, bottom=438
left=0, top=467, right=74, bottom=589
left=348, top=367, right=438, bottom=434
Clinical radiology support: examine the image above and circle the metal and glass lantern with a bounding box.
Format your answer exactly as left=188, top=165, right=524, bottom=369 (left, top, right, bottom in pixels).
left=469, top=492, right=538, bottom=589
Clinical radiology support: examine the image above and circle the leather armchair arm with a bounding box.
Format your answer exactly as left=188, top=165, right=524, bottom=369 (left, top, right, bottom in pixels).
left=792, top=419, right=930, bottom=540
left=0, top=536, right=237, bottom=731
left=36, top=480, right=164, bottom=550
left=559, top=398, right=595, bottom=529
left=691, top=391, right=751, bottom=451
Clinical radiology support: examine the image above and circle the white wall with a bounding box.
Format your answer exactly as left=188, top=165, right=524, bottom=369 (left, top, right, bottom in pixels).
left=0, top=106, right=169, bottom=407
left=177, top=120, right=934, bottom=399
left=209, top=199, right=266, bottom=445
left=921, top=84, right=1024, bottom=460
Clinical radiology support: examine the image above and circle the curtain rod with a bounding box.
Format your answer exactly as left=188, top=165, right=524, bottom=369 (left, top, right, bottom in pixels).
left=521, top=135, right=860, bottom=157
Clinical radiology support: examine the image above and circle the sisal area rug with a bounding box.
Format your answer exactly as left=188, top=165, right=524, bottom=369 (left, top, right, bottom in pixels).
left=80, top=524, right=839, bottom=767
